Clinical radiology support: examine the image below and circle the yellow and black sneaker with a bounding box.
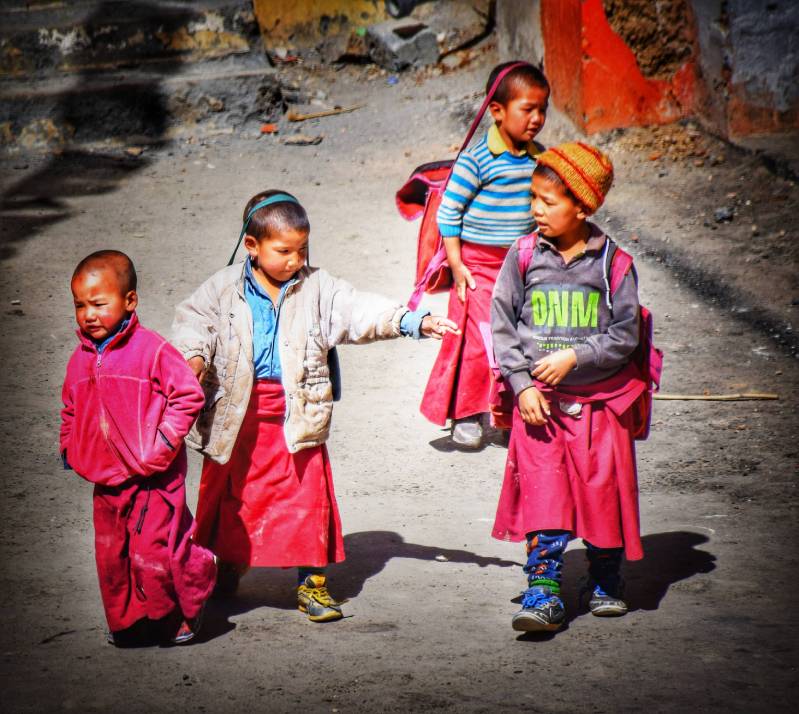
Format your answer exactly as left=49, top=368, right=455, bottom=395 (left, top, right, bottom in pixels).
left=297, top=574, right=347, bottom=623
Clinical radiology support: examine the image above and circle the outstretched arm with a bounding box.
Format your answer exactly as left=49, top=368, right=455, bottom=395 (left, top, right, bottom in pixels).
left=400, top=308, right=460, bottom=341
left=322, top=271, right=407, bottom=346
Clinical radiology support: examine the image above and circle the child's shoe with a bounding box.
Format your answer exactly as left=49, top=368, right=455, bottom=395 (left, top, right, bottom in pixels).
left=451, top=416, right=483, bottom=449
left=105, top=619, right=158, bottom=647
left=297, top=574, right=346, bottom=623
left=584, top=580, right=628, bottom=617
left=511, top=585, right=565, bottom=632
left=213, top=561, right=245, bottom=598
left=171, top=603, right=205, bottom=645
left=584, top=545, right=627, bottom=616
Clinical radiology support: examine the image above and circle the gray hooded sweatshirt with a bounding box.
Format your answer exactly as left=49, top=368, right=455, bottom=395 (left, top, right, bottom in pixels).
left=490, top=223, right=640, bottom=396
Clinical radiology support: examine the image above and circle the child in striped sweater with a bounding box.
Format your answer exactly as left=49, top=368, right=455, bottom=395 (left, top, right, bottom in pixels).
left=420, top=62, right=550, bottom=448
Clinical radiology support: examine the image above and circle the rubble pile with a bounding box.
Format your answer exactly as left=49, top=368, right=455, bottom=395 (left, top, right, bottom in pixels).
left=612, top=123, right=722, bottom=166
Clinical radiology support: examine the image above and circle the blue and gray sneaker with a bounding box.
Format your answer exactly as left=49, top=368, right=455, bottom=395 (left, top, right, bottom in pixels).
left=512, top=585, right=565, bottom=632
left=586, top=581, right=628, bottom=617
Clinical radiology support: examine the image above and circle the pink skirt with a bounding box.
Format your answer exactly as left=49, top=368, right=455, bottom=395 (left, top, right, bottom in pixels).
left=195, top=380, right=345, bottom=568
left=492, top=382, right=644, bottom=560
left=420, top=242, right=509, bottom=425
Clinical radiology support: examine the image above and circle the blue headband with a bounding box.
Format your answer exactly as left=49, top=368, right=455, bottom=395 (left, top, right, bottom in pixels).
left=228, top=193, right=300, bottom=266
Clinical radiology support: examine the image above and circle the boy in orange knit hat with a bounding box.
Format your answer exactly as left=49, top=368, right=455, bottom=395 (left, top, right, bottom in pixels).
left=490, top=142, right=645, bottom=632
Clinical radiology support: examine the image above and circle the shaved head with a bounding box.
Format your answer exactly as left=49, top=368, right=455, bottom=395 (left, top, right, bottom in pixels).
left=72, top=250, right=137, bottom=294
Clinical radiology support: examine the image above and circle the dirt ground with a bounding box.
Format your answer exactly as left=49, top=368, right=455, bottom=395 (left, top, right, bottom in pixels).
left=1, top=53, right=797, bottom=713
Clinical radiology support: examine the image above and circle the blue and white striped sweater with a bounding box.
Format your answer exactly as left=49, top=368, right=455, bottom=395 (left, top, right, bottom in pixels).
left=437, top=131, right=536, bottom=246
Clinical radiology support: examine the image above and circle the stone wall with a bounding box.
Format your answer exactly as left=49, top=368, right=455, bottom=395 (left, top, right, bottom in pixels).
left=692, top=0, right=799, bottom=137
left=496, top=0, right=799, bottom=139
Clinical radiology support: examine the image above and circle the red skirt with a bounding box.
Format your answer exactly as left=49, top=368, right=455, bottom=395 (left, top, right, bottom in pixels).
left=93, top=449, right=217, bottom=631
left=195, top=380, right=345, bottom=568
left=420, top=242, right=509, bottom=425
left=492, top=385, right=643, bottom=561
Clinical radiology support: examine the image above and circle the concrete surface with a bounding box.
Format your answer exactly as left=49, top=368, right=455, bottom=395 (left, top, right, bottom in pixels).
left=0, top=56, right=797, bottom=713
left=691, top=0, right=799, bottom=137
left=366, top=19, right=439, bottom=71
left=496, top=0, right=543, bottom=67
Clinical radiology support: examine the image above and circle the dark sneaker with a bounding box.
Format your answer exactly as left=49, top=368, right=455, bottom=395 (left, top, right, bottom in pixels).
left=171, top=603, right=205, bottom=645
left=172, top=619, right=196, bottom=645
left=586, top=583, right=628, bottom=617
left=213, top=561, right=246, bottom=598
left=511, top=586, right=565, bottom=632
left=297, top=574, right=347, bottom=623
left=452, top=416, right=483, bottom=449
left=105, top=619, right=157, bottom=647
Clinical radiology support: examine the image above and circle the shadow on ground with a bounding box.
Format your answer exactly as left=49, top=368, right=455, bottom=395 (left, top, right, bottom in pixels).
left=200, top=529, right=520, bottom=638
left=516, top=530, right=716, bottom=641
left=200, top=529, right=714, bottom=643
left=0, top=1, right=196, bottom=260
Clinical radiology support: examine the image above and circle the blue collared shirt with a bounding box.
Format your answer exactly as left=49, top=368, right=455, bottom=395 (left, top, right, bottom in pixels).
left=244, top=261, right=297, bottom=380
left=95, top=318, right=130, bottom=354
left=244, top=261, right=430, bottom=380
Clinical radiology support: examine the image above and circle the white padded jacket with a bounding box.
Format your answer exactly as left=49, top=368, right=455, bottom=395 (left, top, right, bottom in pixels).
left=171, top=262, right=406, bottom=462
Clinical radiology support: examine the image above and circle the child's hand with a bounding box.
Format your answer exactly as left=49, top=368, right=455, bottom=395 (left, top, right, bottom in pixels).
left=532, top=348, right=577, bottom=386
left=187, top=356, right=206, bottom=382
left=518, top=386, right=550, bottom=426
left=451, top=263, right=476, bottom=303
left=421, top=315, right=461, bottom=340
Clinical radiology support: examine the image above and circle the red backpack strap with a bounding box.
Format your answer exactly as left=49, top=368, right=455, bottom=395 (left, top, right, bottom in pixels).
left=457, top=62, right=531, bottom=155
left=516, top=232, right=538, bottom=277
left=609, top=244, right=634, bottom=295
left=444, top=61, right=532, bottom=186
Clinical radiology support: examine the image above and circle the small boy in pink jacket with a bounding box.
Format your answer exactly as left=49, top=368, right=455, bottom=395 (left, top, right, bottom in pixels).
left=60, top=250, right=216, bottom=646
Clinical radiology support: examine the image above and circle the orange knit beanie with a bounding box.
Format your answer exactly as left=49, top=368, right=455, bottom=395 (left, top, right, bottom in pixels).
left=535, top=142, right=614, bottom=214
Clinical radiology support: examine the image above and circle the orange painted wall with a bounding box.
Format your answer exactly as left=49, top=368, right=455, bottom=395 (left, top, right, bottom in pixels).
left=539, top=0, right=582, bottom=123
left=541, top=0, right=696, bottom=133
left=727, top=94, right=799, bottom=138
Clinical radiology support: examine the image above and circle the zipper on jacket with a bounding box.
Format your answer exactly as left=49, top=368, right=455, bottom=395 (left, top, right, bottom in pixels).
left=132, top=483, right=151, bottom=601
left=276, top=281, right=298, bottom=430
left=269, top=287, right=289, bottom=372
left=158, top=429, right=175, bottom=450
left=94, top=349, right=134, bottom=476
left=135, top=484, right=151, bottom=534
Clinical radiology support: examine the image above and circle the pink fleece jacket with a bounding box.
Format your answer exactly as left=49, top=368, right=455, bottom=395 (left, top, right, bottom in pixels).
left=60, top=313, right=204, bottom=486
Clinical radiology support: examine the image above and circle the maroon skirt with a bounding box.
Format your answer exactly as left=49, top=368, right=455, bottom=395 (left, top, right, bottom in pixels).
left=195, top=380, right=345, bottom=568
left=420, top=241, right=509, bottom=425
left=492, top=369, right=645, bottom=560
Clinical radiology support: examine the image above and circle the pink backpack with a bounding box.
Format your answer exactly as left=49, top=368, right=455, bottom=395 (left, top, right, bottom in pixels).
left=483, top=233, right=663, bottom=439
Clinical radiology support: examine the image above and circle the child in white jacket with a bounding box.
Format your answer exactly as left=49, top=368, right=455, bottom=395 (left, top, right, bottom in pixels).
left=172, top=189, right=457, bottom=622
